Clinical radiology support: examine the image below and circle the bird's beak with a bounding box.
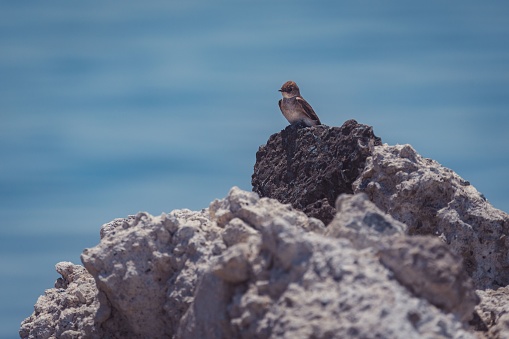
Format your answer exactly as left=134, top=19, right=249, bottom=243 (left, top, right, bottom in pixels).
left=278, top=89, right=282, bottom=92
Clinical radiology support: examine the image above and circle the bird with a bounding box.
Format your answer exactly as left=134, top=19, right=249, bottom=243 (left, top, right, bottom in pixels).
left=278, top=80, right=321, bottom=127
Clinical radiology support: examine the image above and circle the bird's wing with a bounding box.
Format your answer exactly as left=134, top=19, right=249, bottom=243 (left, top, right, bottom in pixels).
left=278, top=99, right=283, bottom=112
left=296, top=96, right=321, bottom=124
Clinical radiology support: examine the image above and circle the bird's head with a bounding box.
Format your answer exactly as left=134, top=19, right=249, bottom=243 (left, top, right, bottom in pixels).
left=279, top=80, right=300, bottom=98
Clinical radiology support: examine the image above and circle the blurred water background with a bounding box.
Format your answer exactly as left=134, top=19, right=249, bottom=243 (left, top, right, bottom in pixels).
left=1, top=1, right=508, bottom=337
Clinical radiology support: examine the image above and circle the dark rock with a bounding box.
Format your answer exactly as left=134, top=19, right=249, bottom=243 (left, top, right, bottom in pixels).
left=252, top=119, right=382, bottom=224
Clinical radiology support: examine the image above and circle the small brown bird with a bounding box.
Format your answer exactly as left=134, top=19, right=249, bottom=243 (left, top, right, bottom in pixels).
left=278, top=80, right=321, bottom=126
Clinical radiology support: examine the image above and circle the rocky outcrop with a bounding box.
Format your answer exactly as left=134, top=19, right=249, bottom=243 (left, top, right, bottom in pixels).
left=353, top=144, right=509, bottom=290
left=21, top=120, right=509, bottom=338
left=182, top=192, right=476, bottom=339
left=252, top=123, right=509, bottom=291
left=252, top=119, right=382, bottom=224
left=21, top=188, right=480, bottom=338
left=248, top=122, right=509, bottom=337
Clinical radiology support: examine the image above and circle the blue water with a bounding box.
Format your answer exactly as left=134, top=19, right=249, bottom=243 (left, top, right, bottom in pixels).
left=1, top=1, right=509, bottom=338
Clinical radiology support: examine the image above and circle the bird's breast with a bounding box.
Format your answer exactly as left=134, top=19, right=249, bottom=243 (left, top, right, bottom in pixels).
left=280, top=97, right=311, bottom=124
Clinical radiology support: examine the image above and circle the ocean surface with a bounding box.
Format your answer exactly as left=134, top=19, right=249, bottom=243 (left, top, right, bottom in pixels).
left=1, top=1, right=509, bottom=337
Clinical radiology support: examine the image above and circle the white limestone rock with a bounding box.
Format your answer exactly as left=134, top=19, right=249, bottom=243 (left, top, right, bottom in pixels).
left=20, top=187, right=482, bottom=338
left=19, top=262, right=104, bottom=339
left=354, top=144, right=509, bottom=290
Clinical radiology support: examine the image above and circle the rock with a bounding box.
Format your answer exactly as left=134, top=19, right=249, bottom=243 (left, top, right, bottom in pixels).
left=81, top=208, right=220, bottom=338
left=180, top=213, right=476, bottom=339
left=78, top=187, right=324, bottom=338
left=20, top=187, right=480, bottom=338
left=209, top=186, right=325, bottom=234
left=379, top=236, right=479, bottom=322
left=475, top=286, right=509, bottom=338
left=353, top=144, right=509, bottom=289
left=24, top=113, right=509, bottom=338
left=328, top=193, right=479, bottom=323
left=19, top=262, right=103, bottom=339
left=252, top=119, right=382, bottom=224
left=326, top=192, right=407, bottom=250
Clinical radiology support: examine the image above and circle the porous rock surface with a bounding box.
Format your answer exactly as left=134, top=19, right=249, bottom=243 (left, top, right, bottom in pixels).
left=353, top=144, right=509, bottom=290
left=21, top=188, right=478, bottom=338
left=248, top=122, right=509, bottom=337
left=475, top=286, right=509, bottom=338
left=327, top=194, right=479, bottom=322
left=325, top=192, right=408, bottom=250
left=181, top=194, right=474, bottom=338
left=19, top=262, right=103, bottom=338
left=328, top=193, right=479, bottom=322
left=252, top=119, right=382, bottom=224
left=81, top=209, right=217, bottom=338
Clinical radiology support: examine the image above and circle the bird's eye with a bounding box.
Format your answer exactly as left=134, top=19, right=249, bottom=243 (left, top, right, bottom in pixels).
left=288, top=87, right=293, bottom=91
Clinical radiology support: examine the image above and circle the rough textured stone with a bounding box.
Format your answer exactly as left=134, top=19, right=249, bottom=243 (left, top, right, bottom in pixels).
left=379, top=236, right=479, bottom=322
left=81, top=208, right=220, bottom=338
left=209, top=187, right=325, bottom=234
left=326, top=192, right=407, bottom=250
left=22, top=118, right=509, bottom=338
left=252, top=119, right=382, bottom=224
left=353, top=144, right=509, bottom=289
left=19, top=262, right=103, bottom=339
left=328, top=194, right=479, bottom=323
left=180, top=214, right=475, bottom=339
left=20, top=188, right=481, bottom=338
left=65, top=187, right=325, bottom=339
left=475, top=287, right=509, bottom=338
